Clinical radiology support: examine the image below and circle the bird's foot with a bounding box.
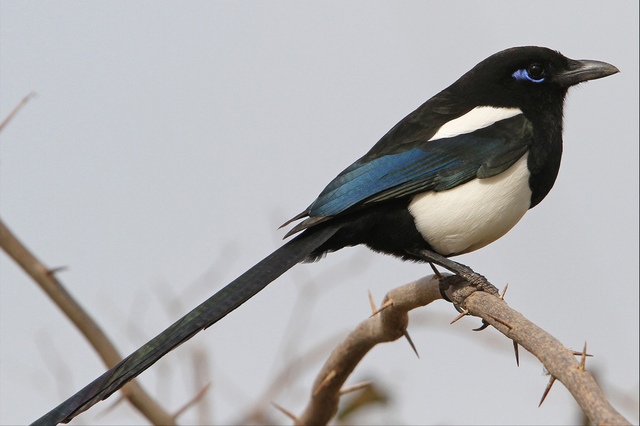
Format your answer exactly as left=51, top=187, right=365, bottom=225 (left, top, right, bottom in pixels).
left=465, top=271, right=499, bottom=296
left=412, top=250, right=499, bottom=331
left=409, top=249, right=499, bottom=297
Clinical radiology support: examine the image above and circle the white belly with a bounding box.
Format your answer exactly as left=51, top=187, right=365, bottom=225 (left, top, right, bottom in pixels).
left=408, top=152, right=531, bottom=255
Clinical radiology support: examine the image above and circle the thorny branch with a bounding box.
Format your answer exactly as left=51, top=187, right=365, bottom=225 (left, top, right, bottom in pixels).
left=293, top=274, right=630, bottom=426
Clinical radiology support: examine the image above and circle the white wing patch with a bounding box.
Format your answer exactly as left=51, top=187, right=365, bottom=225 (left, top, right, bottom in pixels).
left=429, top=106, right=522, bottom=141
left=408, top=152, right=531, bottom=256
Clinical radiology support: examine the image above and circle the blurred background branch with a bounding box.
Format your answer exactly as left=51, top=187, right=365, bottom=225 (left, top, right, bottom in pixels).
left=0, top=99, right=174, bottom=425
left=0, top=217, right=175, bottom=425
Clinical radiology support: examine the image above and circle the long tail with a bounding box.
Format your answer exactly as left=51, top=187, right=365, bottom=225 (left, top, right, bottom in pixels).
left=33, top=225, right=339, bottom=425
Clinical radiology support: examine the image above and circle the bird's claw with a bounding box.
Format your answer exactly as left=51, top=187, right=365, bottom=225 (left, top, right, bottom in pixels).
left=472, top=319, right=491, bottom=331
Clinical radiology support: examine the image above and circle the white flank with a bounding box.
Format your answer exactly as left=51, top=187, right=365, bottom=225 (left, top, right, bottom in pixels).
left=408, top=152, right=531, bottom=255
left=429, top=106, right=522, bottom=141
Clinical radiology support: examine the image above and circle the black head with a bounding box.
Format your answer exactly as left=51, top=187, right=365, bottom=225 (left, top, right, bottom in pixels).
left=446, top=46, right=619, bottom=115
left=361, top=46, right=618, bottom=162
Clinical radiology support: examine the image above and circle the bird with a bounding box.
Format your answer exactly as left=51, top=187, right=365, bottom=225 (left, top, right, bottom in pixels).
left=33, top=46, right=618, bottom=424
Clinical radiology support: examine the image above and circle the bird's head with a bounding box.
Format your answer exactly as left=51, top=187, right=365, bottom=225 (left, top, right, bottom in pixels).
left=450, top=46, right=619, bottom=115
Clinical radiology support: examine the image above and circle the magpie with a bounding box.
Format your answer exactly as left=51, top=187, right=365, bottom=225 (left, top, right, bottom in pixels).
left=34, top=46, right=618, bottom=424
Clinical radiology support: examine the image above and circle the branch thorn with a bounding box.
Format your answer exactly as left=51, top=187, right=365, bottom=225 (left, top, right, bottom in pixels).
left=513, top=341, right=520, bottom=367
left=368, top=290, right=377, bottom=315
left=499, top=283, right=509, bottom=300
left=314, top=369, right=337, bottom=396
left=539, top=375, right=557, bottom=407
left=450, top=309, right=469, bottom=325
left=403, top=330, right=420, bottom=359
left=339, top=380, right=373, bottom=395
left=578, top=342, right=588, bottom=371
left=369, top=299, right=393, bottom=318
left=271, top=401, right=298, bottom=421
left=47, top=266, right=69, bottom=276
left=486, top=313, right=513, bottom=330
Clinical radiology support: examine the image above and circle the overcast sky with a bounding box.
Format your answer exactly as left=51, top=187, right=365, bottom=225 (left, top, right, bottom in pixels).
left=1, top=2, right=638, bottom=425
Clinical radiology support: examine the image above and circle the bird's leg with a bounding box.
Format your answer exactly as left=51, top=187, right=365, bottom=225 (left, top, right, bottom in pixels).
left=409, top=248, right=499, bottom=296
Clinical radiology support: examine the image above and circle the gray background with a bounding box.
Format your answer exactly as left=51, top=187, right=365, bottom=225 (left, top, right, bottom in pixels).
left=1, top=1, right=638, bottom=424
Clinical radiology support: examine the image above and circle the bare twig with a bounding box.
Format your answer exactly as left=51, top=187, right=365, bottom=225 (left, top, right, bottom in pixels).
left=272, top=401, right=298, bottom=422
left=172, top=383, right=211, bottom=421
left=238, top=335, right=343, bottom=424
left=0, top=218, right=174, bottom=425
left=0, top=92, right=36, bottom=132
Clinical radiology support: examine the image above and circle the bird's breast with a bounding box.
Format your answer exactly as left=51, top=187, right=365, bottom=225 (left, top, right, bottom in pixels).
left=408, top=152, right=531, bottom=256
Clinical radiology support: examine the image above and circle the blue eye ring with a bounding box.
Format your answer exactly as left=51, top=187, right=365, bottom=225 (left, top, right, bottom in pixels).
left=513, top=64, right=546, bottom=83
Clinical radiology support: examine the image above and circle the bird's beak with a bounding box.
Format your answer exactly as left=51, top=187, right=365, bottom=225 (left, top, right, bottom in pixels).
left=555, top=59, right=620, bottom=87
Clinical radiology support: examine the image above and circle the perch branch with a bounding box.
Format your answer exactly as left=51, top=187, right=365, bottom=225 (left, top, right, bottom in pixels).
left=445, top=277, right=630, bottom=426
left=295, top=275, right=443, bottom=425
left=295, top=274, right=630, bottom=426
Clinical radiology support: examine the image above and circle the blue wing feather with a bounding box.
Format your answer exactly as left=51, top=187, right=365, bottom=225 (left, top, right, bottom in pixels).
left=310, top=150, right=460, bottom=216
left=308, top=114, right=533, bottom=218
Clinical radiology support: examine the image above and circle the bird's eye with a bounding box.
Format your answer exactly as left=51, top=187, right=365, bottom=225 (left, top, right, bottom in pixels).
left=512, top=64, right=546, bottom=83
left=528, top=64, right=545, bottom=80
